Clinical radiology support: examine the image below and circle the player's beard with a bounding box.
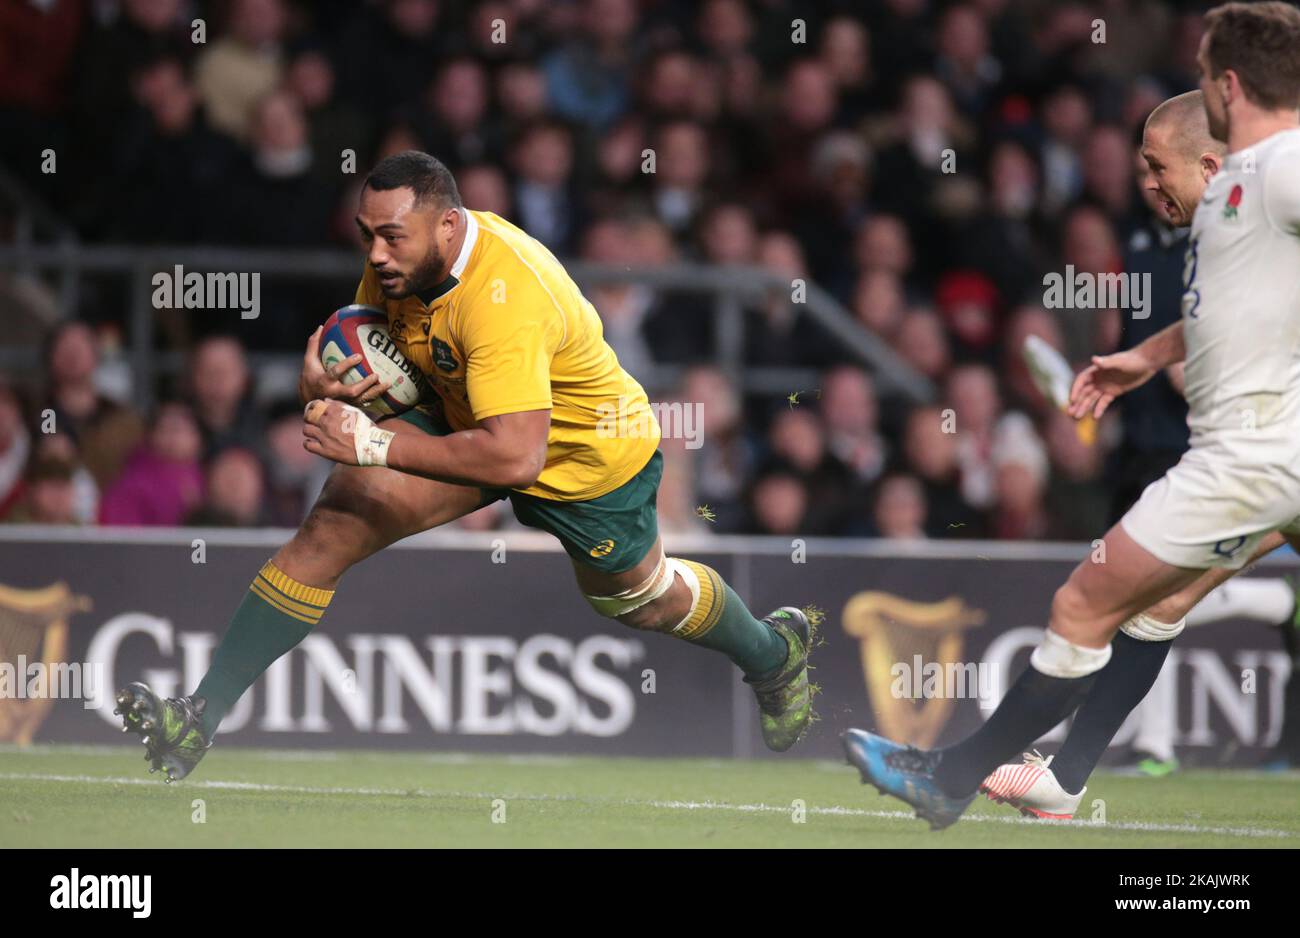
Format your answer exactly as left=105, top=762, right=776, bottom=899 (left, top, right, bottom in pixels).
left=379, top=242, right=446, bottom=299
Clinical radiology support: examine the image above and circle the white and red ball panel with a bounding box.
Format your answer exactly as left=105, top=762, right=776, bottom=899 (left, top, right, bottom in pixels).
left=319, top=305, right=428, bottom=417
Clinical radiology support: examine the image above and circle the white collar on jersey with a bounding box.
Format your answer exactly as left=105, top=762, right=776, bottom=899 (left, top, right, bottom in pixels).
left=450, top=209, right=479, bottom=279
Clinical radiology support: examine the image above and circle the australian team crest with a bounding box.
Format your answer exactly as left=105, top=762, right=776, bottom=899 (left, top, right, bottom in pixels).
left=431, top=337, right=459, bottom=372
left=1223, top=183, right=1244, bottom=220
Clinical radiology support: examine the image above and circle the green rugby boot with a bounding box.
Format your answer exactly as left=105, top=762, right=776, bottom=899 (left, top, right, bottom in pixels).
left=113, top=682, right=213, bottom=782
left=745, top=607, right=816, bottom=752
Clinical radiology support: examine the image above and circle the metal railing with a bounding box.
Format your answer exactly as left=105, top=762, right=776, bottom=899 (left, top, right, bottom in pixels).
left=0, top=242, right=934, bottom=411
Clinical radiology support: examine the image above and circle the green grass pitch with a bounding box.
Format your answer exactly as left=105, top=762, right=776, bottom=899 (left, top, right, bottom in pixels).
left=1, top=744, right=1297, bottom=848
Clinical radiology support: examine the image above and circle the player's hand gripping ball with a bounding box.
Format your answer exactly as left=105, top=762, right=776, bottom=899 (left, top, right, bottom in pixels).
left=303, top=399, right=395, bottom=467
left=319, top=305, right=428, bottom=417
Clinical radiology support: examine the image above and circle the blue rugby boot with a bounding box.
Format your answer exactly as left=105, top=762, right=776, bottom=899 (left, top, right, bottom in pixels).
left=841, top=728, right=974, bottom=831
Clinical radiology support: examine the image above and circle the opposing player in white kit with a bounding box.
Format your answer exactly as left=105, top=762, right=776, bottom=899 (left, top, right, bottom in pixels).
left=984, top=90, right=1300, bottom=819
left=843, top=1, right=1300, bottom=829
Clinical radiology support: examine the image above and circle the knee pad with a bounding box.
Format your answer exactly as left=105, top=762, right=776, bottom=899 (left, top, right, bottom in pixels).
left=1030, top=629, right=1112, bottom=678
left=583, top=551, right=675, bottom=620
left=1120, top=612, right=1186, bottom=642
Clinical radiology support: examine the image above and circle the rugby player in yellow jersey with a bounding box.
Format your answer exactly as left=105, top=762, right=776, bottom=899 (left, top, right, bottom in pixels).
left=114, top=152, right=814, bottom=780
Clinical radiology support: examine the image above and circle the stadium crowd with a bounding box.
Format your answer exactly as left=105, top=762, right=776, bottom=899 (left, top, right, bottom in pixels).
left=0, top=0, right=1210, bottom=538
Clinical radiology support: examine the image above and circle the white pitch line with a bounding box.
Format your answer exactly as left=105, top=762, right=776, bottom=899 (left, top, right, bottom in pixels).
left=1, top=772, right=1294, bottom=840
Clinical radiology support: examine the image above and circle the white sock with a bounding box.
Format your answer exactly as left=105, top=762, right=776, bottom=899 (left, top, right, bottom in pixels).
left=1186, top=578, right=1295, bottom=627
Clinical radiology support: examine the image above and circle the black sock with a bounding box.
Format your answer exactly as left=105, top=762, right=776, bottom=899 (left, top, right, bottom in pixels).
left=934, top=661, right=1101, bottom=798
left=1051, top=632, right=1173, bottom=793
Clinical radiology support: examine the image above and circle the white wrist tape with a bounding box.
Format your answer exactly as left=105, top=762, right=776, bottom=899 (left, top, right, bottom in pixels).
left=340, top=404, right=395, bottom=468
left=1029, top=628, right=1112, bottom=678
left=1120, top=612, right=1185, bottom=642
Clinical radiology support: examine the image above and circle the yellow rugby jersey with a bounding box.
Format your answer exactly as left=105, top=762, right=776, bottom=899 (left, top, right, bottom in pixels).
left=355, top=209, right=660, bottom=501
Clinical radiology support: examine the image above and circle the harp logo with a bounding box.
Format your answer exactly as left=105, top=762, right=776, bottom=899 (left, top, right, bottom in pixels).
left=0, top=582, right=93, bottom=744
left=841, top=592, right=989, bottom=748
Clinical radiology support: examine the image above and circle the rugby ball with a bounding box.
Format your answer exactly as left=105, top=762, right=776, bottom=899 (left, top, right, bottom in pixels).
left=320, top=305, right=428, bottom=417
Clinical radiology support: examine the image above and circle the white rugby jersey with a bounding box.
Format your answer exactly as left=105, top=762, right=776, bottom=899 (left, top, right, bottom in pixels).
left=1182, top=127, right=1300, bottom=442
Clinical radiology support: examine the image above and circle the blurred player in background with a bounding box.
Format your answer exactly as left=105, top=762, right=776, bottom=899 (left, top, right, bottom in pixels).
left=981, top=90, right=1300, bottom=818
left=111, top=152, right=815, bottom=780
left=845, top=2, right=1300, bottom=829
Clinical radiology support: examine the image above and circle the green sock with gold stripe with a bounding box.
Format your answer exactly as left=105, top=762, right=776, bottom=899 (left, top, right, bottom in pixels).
left=673, top=559, right=787, bottom=678
left=195, top=561, right=333, bottom=736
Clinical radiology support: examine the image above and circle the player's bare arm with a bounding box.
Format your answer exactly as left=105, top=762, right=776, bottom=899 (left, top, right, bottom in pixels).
left=303, top=398, right=550, bottom=490
left=1068, top=321, right=1185, bottom=419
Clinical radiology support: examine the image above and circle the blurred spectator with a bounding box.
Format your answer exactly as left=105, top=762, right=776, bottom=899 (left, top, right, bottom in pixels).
left=748, top=470, right=808, bottom=536
left=854, top=214, right=915, bottom=282
left=1083, top=124, right=1138, bottom=223
left=99, top=402, right=204, bottom=526
left=542, top=0, right=637, bottom=129
left=989, top=412, right=1051, bottom=540
left=934, top=3, right=1002, bottom=117
left=679, top=365, right=754, bottom=532
left=820, top=366, right=886, bottom=486
left=872, top=473, right=928, bottom=541
left=30, top=431, right=98, bottom=525
left=192, top=0, right=288, bottom=142
left=497, top=61, right=550, bottom=125
left=651, top=121, right=711, bottom=234
left=1044, top=411, right=1110, bottom=540
left=935, top=270, right=1001, bottom=364
left=798, top=131, right=873, bottom=291
left=188, top=336, right=266, bottom=457
left=852, top=271, right=906, bottom=340
left=459, top=163, right=513, bottom=216
left=745, top=231, right=840, bottom=369
left=892, top=308, right=952, bottom=381
left=764, top=407, right=857, bottom=534
left=285, top=46, right=370, bottom=193
left=222, top=90, right=335, bottom=249
left=420, top=57, right=497, bottom=168
left=1038, top=84, right=1092, bottom=215
left=820, top=15, right=880, bottom=126
left=107, top=54, right=241, bottom=242
left=185, top=447, right=266, bottom=526
left=900, top=405, right=986, bottom=538
left=946, top=363, right=1003, bottom=510
left=510, top=120, right=581, bottom=253
left=42, top=322, right=145, bottom=492
left=583, top=218, right=656, bottom=380
left=956, top=138, right=1049, bottom=307
left=4, top=454, right=80, bottom=526
left=335, top=0, right=443, bottom=117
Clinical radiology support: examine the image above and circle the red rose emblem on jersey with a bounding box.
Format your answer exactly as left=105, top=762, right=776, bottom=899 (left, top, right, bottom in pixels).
left=1224, top=184, right=1243, bottom=219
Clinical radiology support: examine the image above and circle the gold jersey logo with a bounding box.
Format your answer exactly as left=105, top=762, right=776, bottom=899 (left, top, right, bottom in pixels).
left=589, top=539, right=616, bottom=558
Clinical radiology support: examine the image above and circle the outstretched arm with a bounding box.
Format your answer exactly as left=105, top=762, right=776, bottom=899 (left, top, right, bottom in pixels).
left=1068, top=321, right=1185, bottom=420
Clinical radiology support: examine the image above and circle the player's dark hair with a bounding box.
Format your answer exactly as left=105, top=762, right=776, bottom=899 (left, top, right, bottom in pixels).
left=364, top=151, right=462, bottom=210
left=1204, top=1, right=1300, bottom=111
